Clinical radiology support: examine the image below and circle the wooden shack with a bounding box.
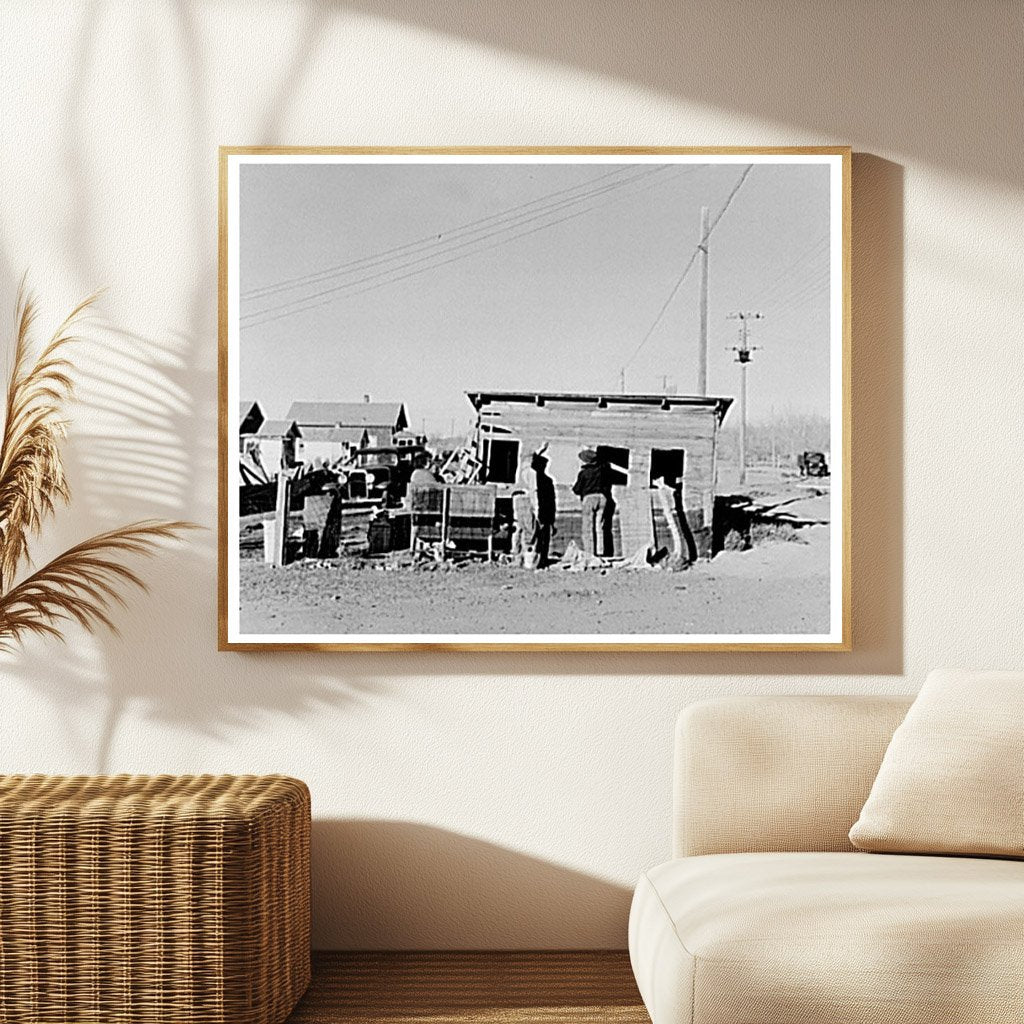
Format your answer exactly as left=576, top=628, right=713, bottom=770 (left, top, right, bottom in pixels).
left=466, top=390, right=733, bottom=556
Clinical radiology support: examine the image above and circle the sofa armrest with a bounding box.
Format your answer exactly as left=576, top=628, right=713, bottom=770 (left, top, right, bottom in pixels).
left=674, top=695, right=912, bottom=857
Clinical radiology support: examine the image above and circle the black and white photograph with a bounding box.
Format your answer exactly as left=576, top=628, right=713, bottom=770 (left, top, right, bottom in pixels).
left=220, top=149, right=849, bottom=649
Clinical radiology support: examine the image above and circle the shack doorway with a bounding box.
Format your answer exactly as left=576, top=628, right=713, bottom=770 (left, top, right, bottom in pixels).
left=482, top=437, right=520, bottom=484
left=596, top=445, right=630, bottom=488
left=594, top=445, right=630, bottom=555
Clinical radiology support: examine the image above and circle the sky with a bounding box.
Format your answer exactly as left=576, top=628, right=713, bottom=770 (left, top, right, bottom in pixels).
left=238, top=157, right=833, bottom=437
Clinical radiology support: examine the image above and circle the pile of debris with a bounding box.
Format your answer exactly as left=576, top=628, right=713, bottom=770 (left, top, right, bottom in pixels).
left=714, top=483, right=830, bottom=553
left=438, top=444, right=482, bottom=484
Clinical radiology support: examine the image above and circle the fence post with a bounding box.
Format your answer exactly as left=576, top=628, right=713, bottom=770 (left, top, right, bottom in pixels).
left=440, top=486, right=451, bottom=561
left=273, top=471, right=292, bottom=567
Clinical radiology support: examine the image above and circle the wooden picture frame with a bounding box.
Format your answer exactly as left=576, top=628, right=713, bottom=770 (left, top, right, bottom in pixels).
left=219, top=147, right=851, bottom=651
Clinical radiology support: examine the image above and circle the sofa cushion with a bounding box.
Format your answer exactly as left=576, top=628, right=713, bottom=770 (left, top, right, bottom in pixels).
left=629, top=852, right=1024, bottom=1024
left=675, top=695, right=912, bottom=857
left=849, top=668, right=1024, bottom=857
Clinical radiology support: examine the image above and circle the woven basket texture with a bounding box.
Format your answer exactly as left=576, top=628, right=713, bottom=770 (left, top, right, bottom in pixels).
left=0, top=774, right=310, bottom=1024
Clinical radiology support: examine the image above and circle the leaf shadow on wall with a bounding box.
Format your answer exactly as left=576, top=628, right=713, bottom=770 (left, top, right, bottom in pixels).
left=311, top=819, right=633, bottom=950
left=0, top=0, right=383, bottom=773
left=0, top=320, right=388, bottom=774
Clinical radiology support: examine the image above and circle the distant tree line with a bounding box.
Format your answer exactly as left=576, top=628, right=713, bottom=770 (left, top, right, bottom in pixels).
left=717, top=411, right=831, bottom=467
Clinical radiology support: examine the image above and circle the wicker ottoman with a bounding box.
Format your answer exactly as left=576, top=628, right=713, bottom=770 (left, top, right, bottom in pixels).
left=0, top=774, right=310, bottom=1024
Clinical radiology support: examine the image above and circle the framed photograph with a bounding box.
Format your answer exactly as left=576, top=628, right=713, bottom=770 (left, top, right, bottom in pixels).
left=219, top=147, right=850, bottom=651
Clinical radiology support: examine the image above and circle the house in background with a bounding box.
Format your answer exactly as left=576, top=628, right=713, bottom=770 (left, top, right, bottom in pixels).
left=393, top=430, right=428, bottom=448
left=287, top=397, right=408, bottom=449
left=238, top=399, right=265, bottom=451
left=300, top=426, right=369, bottom=466
left=466, top=390, right=733, bottom=555
left=245, top=419, right=302, bottom=474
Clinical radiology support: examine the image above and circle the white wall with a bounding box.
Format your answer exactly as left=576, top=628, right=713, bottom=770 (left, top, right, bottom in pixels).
left=1, top=1, right=1021, bottom=949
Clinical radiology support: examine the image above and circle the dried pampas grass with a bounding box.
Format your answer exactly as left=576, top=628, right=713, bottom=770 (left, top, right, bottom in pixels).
left=0, top=281, right=195, bottom=650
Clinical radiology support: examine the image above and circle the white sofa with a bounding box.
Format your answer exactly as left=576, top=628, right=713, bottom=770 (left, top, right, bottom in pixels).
left=628, top=695, right=1024, bottom=1023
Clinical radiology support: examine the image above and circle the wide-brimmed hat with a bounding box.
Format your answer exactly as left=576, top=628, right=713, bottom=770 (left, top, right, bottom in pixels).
left=578, top=448, right=598, bottom=464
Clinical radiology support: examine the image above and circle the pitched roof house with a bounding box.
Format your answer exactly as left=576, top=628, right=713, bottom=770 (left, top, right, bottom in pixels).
left=238, top=400, right=266, bottom=452
left=286, top=399, right=408, bottom=446
left=238, top=399, right=265, bottom=437
left=253, top=419, right=302, bottom=440
left=300, top=426, right=369, bottom=447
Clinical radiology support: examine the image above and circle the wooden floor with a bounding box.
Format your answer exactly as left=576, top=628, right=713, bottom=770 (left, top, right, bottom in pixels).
left=287, top=952, right=648, bottom=1023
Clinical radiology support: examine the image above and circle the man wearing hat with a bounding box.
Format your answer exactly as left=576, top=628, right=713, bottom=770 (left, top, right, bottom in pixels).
left=512, top=445, right=557, bottom=568
left=572, top=448, right=611, bottom=556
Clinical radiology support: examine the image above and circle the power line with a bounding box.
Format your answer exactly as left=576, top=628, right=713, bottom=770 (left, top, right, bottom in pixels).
left=763, top=267, right=831, bottom=314
left=240, top=167, right=676, bottom=328
left=242, top=164, right=655, bottom=302
left=241, top=166, right=697, bottom=331
left=241, top=166, right=674, bottom=326
left=619, top=164, right=753, bottom=379
left=751, top=234, right=831, bottom=307
left=755, top=281, right=832, bottom=346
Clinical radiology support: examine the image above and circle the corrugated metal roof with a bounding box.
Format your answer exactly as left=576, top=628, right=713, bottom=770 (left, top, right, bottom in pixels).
left=286, top=401, right=406, bottom=429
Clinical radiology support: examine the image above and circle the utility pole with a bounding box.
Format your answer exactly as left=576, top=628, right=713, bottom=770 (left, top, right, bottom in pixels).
left=619, top=367, right=626, bottom=394
left=727, top=311, right=763, bottom=488
left=697, top=206, right=709, bottom=395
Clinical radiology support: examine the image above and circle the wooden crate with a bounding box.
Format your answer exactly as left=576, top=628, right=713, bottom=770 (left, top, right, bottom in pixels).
left=447, top=485, right=496, bottom=518
left=410, top=485, right=496, bottom=553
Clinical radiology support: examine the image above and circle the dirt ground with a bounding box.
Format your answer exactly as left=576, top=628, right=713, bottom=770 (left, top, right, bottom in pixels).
left=239, top=524, right=832, bottom=637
